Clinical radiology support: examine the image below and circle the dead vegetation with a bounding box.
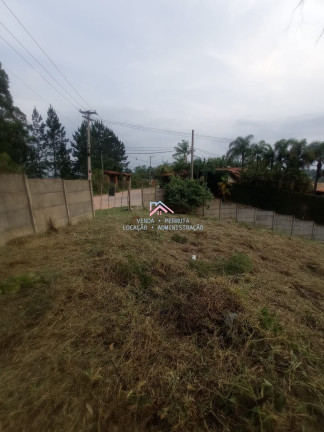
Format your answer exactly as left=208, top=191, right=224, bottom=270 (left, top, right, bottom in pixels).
left=0, top=208, right=323, bottom=431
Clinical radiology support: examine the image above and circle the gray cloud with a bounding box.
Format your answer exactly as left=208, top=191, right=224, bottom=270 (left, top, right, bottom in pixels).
left=1, top=0, right=324, bottom=167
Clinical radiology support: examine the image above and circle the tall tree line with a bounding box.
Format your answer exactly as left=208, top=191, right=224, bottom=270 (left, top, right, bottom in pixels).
left=226, top=135, right=324, bottom=192
left=0, top=63, right=128, bottom=178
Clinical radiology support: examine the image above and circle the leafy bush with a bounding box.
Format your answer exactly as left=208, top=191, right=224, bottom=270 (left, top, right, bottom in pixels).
left=165, top=176, right=213, bottom=213
left=221, top=253, right=253, bottom=275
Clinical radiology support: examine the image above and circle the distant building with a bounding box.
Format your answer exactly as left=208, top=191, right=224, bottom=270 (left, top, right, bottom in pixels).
left=104, top=170, right=131, bottom=186
left=316, top=183, right=324, bottom=195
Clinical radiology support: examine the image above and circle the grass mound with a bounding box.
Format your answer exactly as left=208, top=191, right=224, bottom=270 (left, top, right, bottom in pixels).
left=0, top=209, right=323, bottom=432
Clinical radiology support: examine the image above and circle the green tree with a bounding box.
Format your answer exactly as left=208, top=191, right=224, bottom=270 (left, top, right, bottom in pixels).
left=218, top=175, right=232, bottom=201
left=172, top=159, right=190, bottom=176
left=173, top=140, right=190, bottom=163
left=309, top=141, right=324, bottom=192
left=263, top=143, right=275, bottom=171
left=0, top=152, right=22, bottom=173
left=26, top=108, right=47, bottom=178
left=249, top=140, right=273, bottom=168
left=71, top=120, right=128, bottom=177
left=165, top=176, right=213, bottom=213
left=286, top=139, right=312, bottom=170
left=226, top=135, right=254, bottom=168
left=0, top=63, right=29, bottom=166
left=131, top=165, right=151, bottom=188
left=44, top=106, right=71, bottom=178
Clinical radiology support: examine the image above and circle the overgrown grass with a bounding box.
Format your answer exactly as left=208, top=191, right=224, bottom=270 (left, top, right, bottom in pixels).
left=0, top=209, right=323, bottom=431
left=189, top=252, right=253, bottom=276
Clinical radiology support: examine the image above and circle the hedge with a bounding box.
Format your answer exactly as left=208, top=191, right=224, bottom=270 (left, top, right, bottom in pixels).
left=229, top=184, right=324, bottom=224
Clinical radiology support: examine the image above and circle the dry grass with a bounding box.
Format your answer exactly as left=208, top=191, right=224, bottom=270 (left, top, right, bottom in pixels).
left=0, top=208, right=323, bottom=432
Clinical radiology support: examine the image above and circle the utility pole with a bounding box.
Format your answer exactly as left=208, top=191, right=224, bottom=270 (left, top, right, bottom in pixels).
left=149, top=155, right=154, bottom=185
left=190, top=129, right=194, bottom=179
left=79, top=110, right=97, bottom=180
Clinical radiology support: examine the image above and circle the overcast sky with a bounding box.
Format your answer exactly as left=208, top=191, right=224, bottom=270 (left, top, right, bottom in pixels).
left=1, top=0, right=324, bottom=168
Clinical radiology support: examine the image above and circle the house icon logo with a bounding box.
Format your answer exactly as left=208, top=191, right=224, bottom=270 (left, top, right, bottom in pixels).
left=149, top=201, right=174, bottom=216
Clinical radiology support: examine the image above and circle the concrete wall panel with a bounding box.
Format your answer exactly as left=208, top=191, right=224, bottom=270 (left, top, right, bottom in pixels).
left=66, top=190, right=91, bottom=205
left=255, top=210, right=273, bottom=228
left=70, top=212, right=93, bottom=225
left=292, top=219, right=314, bottom=239
left=65, top=179, right=90, bottom=193
left=273, top=214, right=293, bottom=233
left=237, top=205, right=255, bottom=224
left=69, top=201, right=92, bottom=218
left=220, top=202, right=236, bottom=219
left=313, top=224, right=324, bottom=242
left=28, top=178, right=63, bottom=194
left=34, top=205, right=67, bottom=230
left=0, top=174, right=25, bottom=193
left=31, top=192, right=65, bottom=210
left=0, top=192, right=29, bottom=212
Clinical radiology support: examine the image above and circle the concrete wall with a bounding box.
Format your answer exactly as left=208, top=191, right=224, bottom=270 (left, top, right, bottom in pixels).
left=0, top=175, right=94, bottom=246
left=142, top=187, right=165, bottom=209
left=196, top=198, right=324, bottom=242
left=29, top=179, right=68, bottom=232
left=0, top=174, right=35, bottom=245
left=65, top=180, right=93, bottom=224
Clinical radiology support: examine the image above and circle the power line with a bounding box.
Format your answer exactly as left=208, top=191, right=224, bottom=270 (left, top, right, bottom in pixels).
left=0, top=0, right=92, bottom=110
left=103, top=119, right=234, bottom=142
left=104, top=119, right=191, bottom=137
left=0, top=32, right=79, bottom=111
left=0, top=22, right=83, bottom=109
left=4, top=65, right=75, bottom=125
left=127, top=155, right=162, bottom=166
left=195, top=147, right=223, bottom=157
left=126, top=150, right=174, bottom=155
left=196, top=133, right=232, bottom=142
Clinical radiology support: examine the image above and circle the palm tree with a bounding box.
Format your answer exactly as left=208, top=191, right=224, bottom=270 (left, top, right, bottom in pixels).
left=274, top=139, right=290, bottom=170
left=263, top=143, right=275, bottom=171
left=287, top=139, right=312, bottom=170
left=249, top=140, right=273, bottom=167
left=309, top=141, right=324, bottom=192
left=173, top=140, right=190, bottom=163
left=218, top=175, right=232, bottom=201
left=226, top=135, right=254, bottom=168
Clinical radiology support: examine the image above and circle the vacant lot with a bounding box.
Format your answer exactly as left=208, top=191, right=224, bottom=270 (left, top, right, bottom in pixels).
left=0, top=209, right=323, bottom=432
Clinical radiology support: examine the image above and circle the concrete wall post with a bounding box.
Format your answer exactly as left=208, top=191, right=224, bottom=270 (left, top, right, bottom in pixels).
left=23, top=174, right=37, bottom=233
left=62, top=179, right=71, bottom=225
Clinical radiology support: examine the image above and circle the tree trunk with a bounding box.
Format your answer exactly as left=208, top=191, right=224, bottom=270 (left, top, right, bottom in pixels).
left=314, top=160, right=322, bottom=193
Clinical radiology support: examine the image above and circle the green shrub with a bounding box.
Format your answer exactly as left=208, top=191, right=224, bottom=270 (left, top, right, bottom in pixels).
left=171, top=233, right=188, bottom=244
left=260, top=308, right=282, bottom=335
left=221, top=253, right=253, bottom=275
left=165, top=176, right=213, bottom=213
